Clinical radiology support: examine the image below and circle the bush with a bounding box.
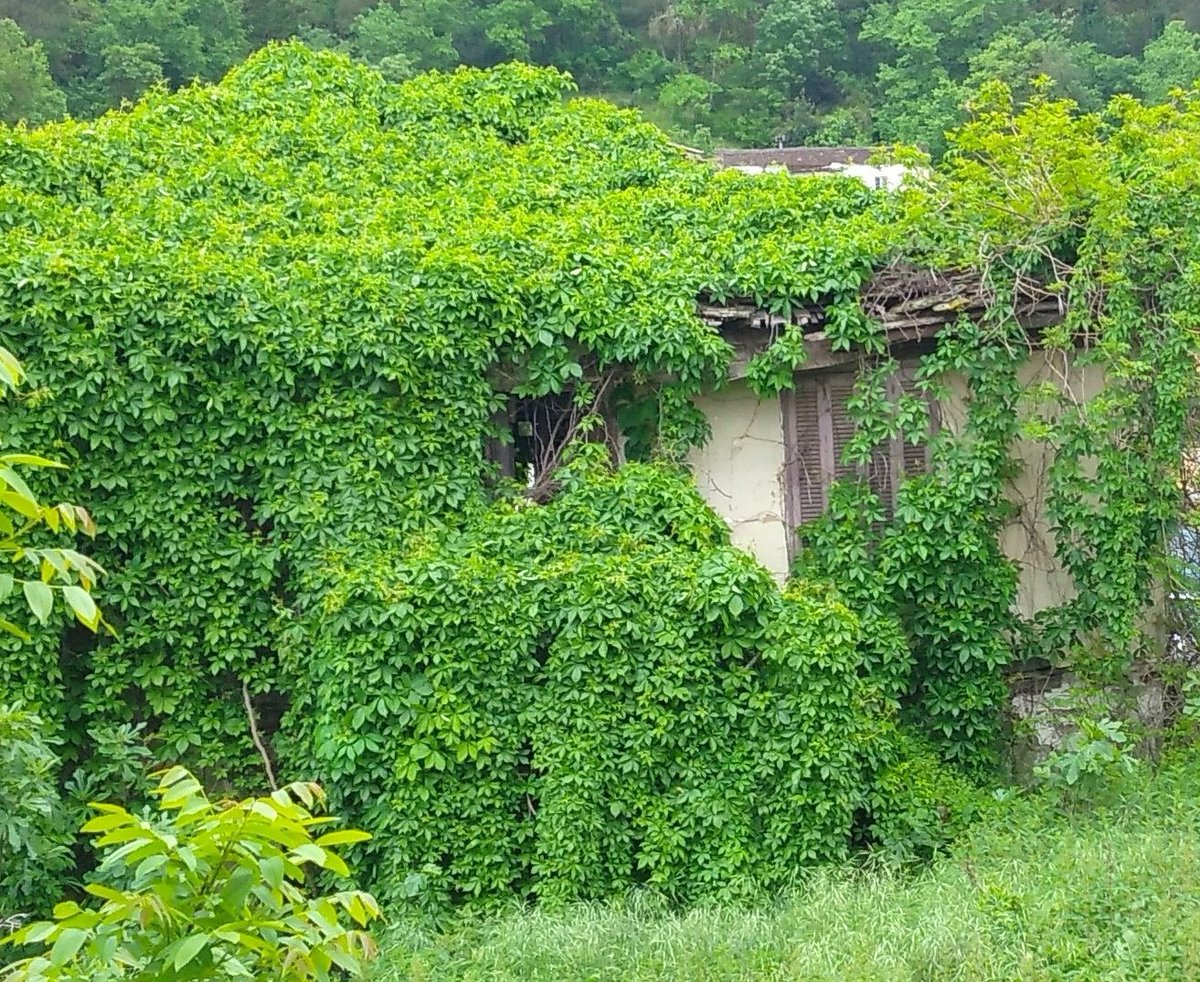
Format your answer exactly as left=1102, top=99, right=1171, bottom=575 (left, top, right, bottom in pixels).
left=1034, top=715, right=1141, bottom=809
left=0, top=767, right=381, bottom=980
left=283, top=456, right=913, bottom=907
left=864, top=729, right=992, bottom=861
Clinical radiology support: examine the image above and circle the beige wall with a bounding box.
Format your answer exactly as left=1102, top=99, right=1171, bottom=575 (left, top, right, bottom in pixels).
left=688, top=351, right=1109, bottom=620
left=938, top=349, right=1106, bottom=619
left=687, top=381, right=792, bottom=581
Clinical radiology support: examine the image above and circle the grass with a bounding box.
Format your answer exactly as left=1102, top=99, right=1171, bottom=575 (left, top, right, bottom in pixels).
left=370, top=752, right=1200, bottom=980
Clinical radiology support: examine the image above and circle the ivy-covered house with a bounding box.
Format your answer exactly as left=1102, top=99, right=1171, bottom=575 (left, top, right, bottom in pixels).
left=689, top=267, right=1084, bottom=614
left=2, top=44, right=1193, bottom=907
left=685, top=264, right=1170, bottom=754
left=714, top=146, right=911, bottom=191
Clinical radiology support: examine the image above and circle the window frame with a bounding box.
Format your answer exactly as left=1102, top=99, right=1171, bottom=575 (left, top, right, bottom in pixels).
left=781, top=355, right=937, bottom=561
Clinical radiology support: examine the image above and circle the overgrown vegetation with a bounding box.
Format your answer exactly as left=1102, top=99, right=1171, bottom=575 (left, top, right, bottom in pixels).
left=293, top=452, right=938, bottom=906
left=2, top=767, right=381, bottom=980
left=1, top=1, right=1200, bottom=150
left=0, top=45, right=913, bottom=908
left=1, top=41, right=1198, bottom=924
left=373, top=748, right=1200, bottom=981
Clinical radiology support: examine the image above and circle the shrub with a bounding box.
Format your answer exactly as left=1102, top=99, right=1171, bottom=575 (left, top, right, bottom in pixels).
left=1034, top=715, right=1140, bottom=808
left=283, top=456, right=898, bottom=907
left=864, top=728, right=993, bottom=861
left=0, top=767, right=382, bottom=980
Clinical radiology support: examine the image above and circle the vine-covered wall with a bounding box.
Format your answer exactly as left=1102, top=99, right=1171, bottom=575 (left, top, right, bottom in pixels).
left=0, top=48, right=1196, bottom=904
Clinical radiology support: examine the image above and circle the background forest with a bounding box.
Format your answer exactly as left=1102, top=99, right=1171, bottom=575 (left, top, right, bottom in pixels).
left=2, top=0, right=1200, bottom=150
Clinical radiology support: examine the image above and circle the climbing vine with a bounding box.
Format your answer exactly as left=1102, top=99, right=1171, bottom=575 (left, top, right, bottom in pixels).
left=1, top=45, right=1198, bottom=906
left=765, top=82, right=1200, bottom=765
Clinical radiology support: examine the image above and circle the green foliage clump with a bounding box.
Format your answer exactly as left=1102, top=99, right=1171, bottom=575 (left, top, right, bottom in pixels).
left=1, top=766, right=381, bottom=980
left=0, top=704, right=72, bottom=917
left=1034, top=716, right=1140, bottom=807
left=0, top=44, right=908, bottom=902
left=3, top=41, right=1198, bottom=908
left=286, top=452, right=894, bottom=906
left=0, top=19, right=65, bottom=126
left=865, top=729, right=994, bottom=861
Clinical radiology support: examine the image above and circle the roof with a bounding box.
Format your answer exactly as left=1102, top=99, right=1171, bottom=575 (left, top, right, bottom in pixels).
left=713, top=146, right=875, bottom=173
left=698, top=264, right=1068, bottom=378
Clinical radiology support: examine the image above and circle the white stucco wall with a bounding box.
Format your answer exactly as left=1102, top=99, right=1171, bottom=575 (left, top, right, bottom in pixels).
left=938, top=349, right=1106, bottom=619
left=687, top=381, right=791, bottom=581
left=726, top=162, right=911, bottom=190
left=834, top=162, right=909, bottom=190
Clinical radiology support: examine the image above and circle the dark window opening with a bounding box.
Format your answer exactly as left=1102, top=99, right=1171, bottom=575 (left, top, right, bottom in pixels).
left=485, top=388, right=624, bottom=501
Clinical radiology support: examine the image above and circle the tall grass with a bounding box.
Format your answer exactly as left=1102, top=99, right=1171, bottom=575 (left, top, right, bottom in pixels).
left=372, top=752, right=1200, bottom=980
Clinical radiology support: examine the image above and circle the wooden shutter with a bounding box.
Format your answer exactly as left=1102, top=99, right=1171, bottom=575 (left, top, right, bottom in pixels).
left=890, top=358, right=933, bottom=495
left=787, top=378, right=825, bottom=526
left=785, top=357, right=935, bottom=550
left=824, top=372, right=859, bottom=485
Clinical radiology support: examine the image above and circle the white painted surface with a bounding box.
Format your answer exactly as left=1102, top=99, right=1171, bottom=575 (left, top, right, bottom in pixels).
left=833, top=162, right=909, bottom=191
left=688, top=351, right=1117, bottom=619
left=687, top=381, right=791, bottom=582
left=724, top=161, right=911, bottom=190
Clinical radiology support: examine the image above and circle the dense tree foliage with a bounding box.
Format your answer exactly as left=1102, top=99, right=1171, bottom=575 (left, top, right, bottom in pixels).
left=0, top=18, right=65, bottom=127
left=1, top=0, right=1200, bottom=149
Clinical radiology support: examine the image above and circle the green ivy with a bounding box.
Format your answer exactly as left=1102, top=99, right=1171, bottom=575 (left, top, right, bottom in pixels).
left=282, top=451, right=897, bottom=906
left=1, top=44, right=1197, bottom=906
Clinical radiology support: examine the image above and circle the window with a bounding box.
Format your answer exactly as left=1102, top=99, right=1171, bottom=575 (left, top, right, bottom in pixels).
left=782, top=359, right=934, bottom=536
left=873, top=174, right=887, bottom=190
left=485, top=389, right=623, bottom=500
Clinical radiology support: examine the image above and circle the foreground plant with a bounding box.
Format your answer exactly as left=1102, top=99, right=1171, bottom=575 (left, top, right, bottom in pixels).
left=0, top=345, right=102, bottom=639
left=0, top=767, right=381, bottom=980
left=0, top=704, right=73, bottom=917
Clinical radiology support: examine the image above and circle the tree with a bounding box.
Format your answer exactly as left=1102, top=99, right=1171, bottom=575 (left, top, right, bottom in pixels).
left=657, top=70, right=719, bottom=129
left=963, top=24, right=1136, bottom=111
left=754, top=0, right=844, bottom=106
left=351, top=0, right=458, bottom=77
left=0, top=18, right=66, bottom=125
left=95, top=0, right=249, bottom=88
left=1136, top=21, right=1200, bottom=103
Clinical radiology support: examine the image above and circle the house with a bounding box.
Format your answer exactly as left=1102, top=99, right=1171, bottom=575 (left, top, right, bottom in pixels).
left=686, top=266, right=1103, bottom=622
left=714, top=146, right=910, bottom=191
